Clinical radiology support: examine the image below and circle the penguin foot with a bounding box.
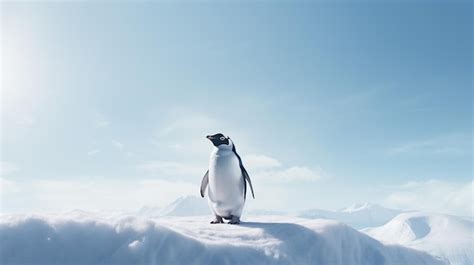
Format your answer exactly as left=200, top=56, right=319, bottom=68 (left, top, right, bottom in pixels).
left=228, top=216, right=240, bottom=225
left=210, top=216, right=224, bottom=224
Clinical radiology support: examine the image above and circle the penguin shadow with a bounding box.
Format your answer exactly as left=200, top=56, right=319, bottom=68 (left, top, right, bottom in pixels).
left=238, top=221, right=327, bottom=263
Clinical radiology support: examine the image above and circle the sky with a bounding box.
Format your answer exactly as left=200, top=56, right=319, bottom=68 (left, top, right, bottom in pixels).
left=1, top=1, right=472, bottom=216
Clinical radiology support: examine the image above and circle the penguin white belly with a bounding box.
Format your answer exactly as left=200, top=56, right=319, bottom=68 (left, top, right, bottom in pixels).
left=207, top=149, right=245, bottom=218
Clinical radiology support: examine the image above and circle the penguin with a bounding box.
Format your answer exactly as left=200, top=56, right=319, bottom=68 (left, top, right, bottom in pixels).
left=200, top=133, right=255, bottom=224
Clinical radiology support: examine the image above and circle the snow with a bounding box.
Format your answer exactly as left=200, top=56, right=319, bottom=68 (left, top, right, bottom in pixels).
left=363, top=212, right=474, bottom=265
left=0, top=213, right=446, bottom=265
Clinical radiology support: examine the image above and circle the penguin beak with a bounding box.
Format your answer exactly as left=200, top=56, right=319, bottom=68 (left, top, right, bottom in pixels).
left=206, top=135, right=213, bottom=140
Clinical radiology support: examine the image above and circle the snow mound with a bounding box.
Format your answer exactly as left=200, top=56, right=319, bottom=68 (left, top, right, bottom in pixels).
left=297, top=203, right=402, bottom=229
left=0, top=214, right=446, bottom=265
left=364, top=212, right=473, bottom=265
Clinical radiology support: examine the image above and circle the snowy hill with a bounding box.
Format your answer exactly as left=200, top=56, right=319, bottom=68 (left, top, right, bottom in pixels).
left=158, top=195, right=210, bottom=216
left=156, top=196, right=211, bottom=216
left=364, top=212, right=473, bottom=265
left=0, top=214, right=446, bottom=265
left=137, top=195, right=209, bottom=217
left=297, top=203, right=403, bottom=229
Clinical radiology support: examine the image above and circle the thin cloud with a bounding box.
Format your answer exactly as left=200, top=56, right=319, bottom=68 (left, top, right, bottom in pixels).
left=96, top=121, right=109, bottom=127
left=243, top=154, right=282, bottom=170
left=137, top=161, right=203, bottom=176
left=152, top=113, right=228, bottom=157
left=387, top=133, right=472, bottom=156
left=95, top=113, right=110, bottom=128
left=112, top=140, right=124, bottom=151
left=0, top=161, right=19, bottom=176
left=254, top=166, right=324, bottom=183
left=243, top=154, right=325, bottom=183
left=87, top=149, right=100, bottom=156
left=158, top=114, right=217, bottom=136
left=16, top=112, right=35, bottom=126
left=0, top=177, right=20, bottom=193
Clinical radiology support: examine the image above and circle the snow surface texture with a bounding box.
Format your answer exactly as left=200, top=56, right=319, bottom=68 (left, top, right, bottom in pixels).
left=364, top=212, right=474, bottom=265
left=0, top=214, right=446, bottom=265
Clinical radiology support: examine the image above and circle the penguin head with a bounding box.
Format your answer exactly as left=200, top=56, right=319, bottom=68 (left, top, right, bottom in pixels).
left=206, top=133, right=232, bottom=149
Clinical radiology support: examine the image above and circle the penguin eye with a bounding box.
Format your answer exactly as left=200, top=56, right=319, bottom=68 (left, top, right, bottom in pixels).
left=220, top=136, right=225, bottom=141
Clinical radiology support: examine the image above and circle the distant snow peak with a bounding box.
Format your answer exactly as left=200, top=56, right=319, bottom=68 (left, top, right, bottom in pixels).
left=137, top=195, right=209, bottom=218
left=341, top=202, right=377, bottom=212
left=137, top=205, right=162, bottom=217
left=160, top=195, right=209, bottom=217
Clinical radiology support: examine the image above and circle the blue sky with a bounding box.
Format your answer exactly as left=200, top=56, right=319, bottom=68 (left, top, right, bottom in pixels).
left=1, top=1, right=472, bottom=215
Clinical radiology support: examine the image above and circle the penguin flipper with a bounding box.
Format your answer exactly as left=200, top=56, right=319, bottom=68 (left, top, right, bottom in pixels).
left=200, top=170, right=209, bottom=198
left=231, top=142, right=255, bottom=199
left=241, top=166, right=255, bottom=199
